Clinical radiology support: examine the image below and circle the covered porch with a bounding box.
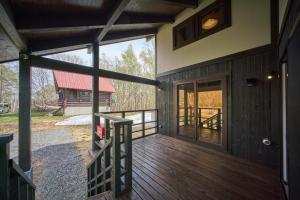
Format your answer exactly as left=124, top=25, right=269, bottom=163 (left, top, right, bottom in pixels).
left=1, top=0, right=300, bottom=199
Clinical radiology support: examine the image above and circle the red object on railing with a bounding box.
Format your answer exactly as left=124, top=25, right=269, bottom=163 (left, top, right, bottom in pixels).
left=97, top=125, right=105, bottom=139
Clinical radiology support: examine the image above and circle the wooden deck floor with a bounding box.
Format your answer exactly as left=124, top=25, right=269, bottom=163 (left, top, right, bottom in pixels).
left=98, top=134, right=283, bottom=200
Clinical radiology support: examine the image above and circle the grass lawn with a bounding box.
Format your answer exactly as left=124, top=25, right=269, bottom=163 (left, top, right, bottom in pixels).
left=0, top=112, right=67, bottom=134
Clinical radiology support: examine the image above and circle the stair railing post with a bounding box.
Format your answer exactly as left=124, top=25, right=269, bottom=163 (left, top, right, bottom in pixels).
left=217, top=108, right=221, bottom=130
left=142, top=111, right=145, bottom=137
left=0, top=134, right=13, bottom=200
left=199, top=108, right=201, bottom=127
left=156, top=109, right=159, bottom=134
left=124, top=122, right=132, bottom=191
left=104, top=119, right=111, bottom=191
left=112, top=123, right=121, bottom=198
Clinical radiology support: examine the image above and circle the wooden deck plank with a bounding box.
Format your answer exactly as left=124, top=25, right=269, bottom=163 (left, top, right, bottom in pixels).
left=133, top=141, right=248, bottom=200
left=134, top=136, right=281, bottom=198
left=91, top=134, right=282, bottom=200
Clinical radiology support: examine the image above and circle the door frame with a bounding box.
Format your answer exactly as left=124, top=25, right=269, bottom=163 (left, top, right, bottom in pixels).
left=174, top=80, right=197, bottom=142
left=173, top=75, right=229, bottom=152
left=281, top=61, right=289, bottom=196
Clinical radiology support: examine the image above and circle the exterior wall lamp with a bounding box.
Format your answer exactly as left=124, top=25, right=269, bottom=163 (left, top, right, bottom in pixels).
left=246, top=78, right=257, bottom=87
left=157, top=82, right=164, bottom=91
left=267, top=71, right=277, bottom=80
left=157, top=85, right=163, bottom=91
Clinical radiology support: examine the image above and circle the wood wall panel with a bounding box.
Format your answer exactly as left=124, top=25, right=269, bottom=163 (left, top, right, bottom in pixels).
left=156, top=45, right=280, bottom=166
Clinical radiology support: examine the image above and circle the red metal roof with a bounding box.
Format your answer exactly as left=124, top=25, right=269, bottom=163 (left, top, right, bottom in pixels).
left=53, top=70, right=115, bottom=93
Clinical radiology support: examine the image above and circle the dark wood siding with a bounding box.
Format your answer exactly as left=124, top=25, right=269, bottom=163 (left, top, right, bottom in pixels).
left=156, top=45, right=280, bottom=166
left=58, top=89, right=111, bottom=107
left=286, top=21, right=300, bottom=200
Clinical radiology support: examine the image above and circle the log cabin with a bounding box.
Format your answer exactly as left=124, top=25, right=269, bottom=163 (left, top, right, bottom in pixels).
left=0, top=0, right=299, bottom=200
left=53, top=70, right=115, bottom=115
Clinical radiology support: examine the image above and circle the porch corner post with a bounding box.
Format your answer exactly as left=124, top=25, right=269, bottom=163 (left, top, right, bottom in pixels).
left=18, top=52, right=32, bottom=174
left=92, top=43, right=100, bottom=151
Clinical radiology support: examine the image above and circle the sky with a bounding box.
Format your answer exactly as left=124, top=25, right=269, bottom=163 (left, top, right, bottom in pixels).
left=55, top=38, right=149, bottom=66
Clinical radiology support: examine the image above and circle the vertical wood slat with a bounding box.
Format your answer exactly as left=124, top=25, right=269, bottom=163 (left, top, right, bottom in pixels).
left=88, top=167, right=91, bottom=196
left=0, top=134, right=13, bottom=200
left=112, top=124, right=121, bottom=198
left=124, top=124, right=132, bottom=191
left=17, top=177, right=21, bottom=200
left=142, top=111, right=145, bottom=137
left=9, top=174, right=18, bottom=200
left=104, top=119, right=111, bottom=191
left=156, top=109, right=159, bottom=134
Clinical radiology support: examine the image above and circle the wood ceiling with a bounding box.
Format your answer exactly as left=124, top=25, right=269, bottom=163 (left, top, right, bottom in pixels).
left=0, top=0, right=200, bottom=63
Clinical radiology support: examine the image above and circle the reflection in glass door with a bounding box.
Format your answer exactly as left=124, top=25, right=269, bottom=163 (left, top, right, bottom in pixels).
left=176, top=78, right=226, bottom=148
left=196, top=81, right=223, bottom=145
left=177, top=83, right=195, bottom=139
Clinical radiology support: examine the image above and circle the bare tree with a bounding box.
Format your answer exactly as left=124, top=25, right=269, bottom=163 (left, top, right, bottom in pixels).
left=32, top=68, right=58, bottom=110
left=0, top=62, right=18, bottom=112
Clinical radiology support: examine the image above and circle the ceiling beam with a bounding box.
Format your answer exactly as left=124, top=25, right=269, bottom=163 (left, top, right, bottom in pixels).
left=154, top=0, right=199, bottom=8
left=17, top=12, right=173, bottom=33
left=100, top=29, right=157, bottom=45
left=96, top=0, right=131, bottom=42
left=102, top=29, right=157, bottom=42
left=29, top=34, right=95, bottom=54
left=0, top=1, right=27, bottom=50
left=30, top=28, right=157, bottom=54
left=116, top=12, right=174, bottom=25
left=17, top=15, right=107, bottom=33
left=30, top=55, right=160, bottom=86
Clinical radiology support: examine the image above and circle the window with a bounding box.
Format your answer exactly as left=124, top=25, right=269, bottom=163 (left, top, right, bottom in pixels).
left=68, top=90, right=78, bottom=101
left=79, top=91, right=90, bottom=101
left=173, top=17, right=196, bottom=49
left=173, top=0, right=231, bottom=50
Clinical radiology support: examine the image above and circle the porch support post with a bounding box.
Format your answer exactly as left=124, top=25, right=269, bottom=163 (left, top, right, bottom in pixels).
left=92, top=43, right=100, bottom=151
left=18, top=53, right=32, bottom=174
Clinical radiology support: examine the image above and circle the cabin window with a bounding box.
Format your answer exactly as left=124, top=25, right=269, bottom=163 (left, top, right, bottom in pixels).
left=79, top=91, right=90, bottom=101
left=173, top=0, right=231, bottom=50
left=68, top=90, right=78, bottom=101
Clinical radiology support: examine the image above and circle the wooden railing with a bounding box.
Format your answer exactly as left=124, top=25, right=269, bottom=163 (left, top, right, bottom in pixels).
left=101, top=109, right=158, bottom=139
left=0, top=134, right=36, bottom=200
left=87, top=113, right=133, bottom=199
left=199, top=108, right=222, bottom=130
left=179, top=107, right=222, bottom=130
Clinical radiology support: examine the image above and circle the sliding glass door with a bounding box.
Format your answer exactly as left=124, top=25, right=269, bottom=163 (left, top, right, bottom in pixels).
left=176, top=77, right=227, bottom=149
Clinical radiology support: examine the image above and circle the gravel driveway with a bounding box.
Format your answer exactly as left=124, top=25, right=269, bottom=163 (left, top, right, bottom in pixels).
left=10, top=128, right=89, bottom=200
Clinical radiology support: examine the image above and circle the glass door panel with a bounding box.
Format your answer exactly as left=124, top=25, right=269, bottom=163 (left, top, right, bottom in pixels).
left=197, top=80, right=223, bottom=145
left=177, top=83, right=195, bottom=138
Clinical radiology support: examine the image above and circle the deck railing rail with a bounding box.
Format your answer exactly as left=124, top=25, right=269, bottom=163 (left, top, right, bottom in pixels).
left=0, top=134, right=36, bottom=200
left=87, top=113, right=133, bottom=199
left=101, top=109, right=158, bottom=139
